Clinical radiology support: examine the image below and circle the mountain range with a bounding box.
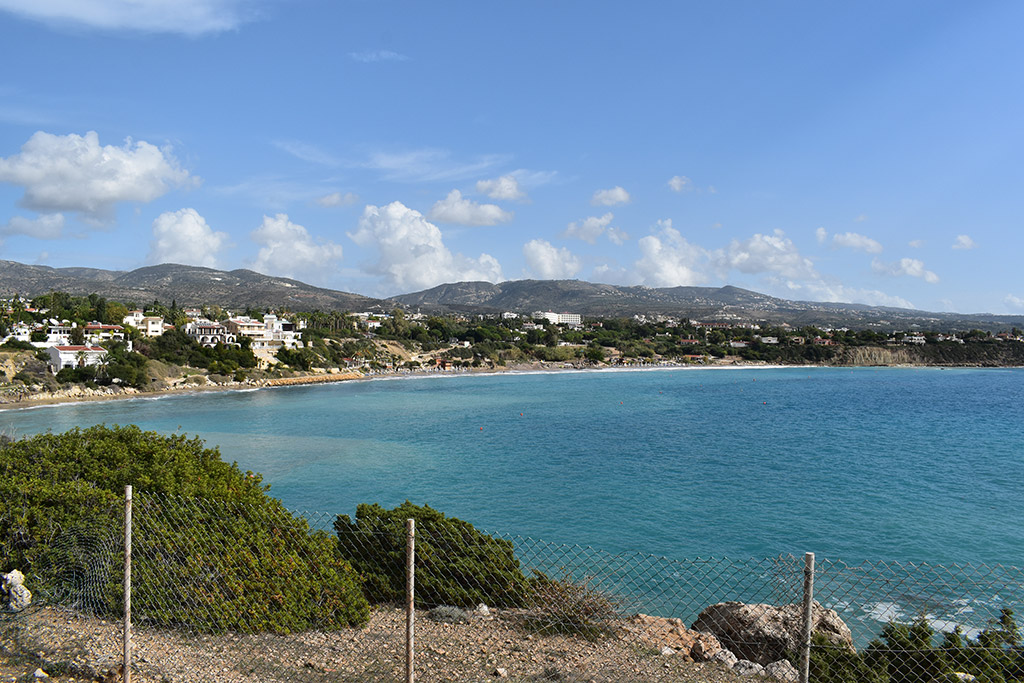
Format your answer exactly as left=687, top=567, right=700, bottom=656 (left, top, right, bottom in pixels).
left=1, top=260, right=1022, bottom=331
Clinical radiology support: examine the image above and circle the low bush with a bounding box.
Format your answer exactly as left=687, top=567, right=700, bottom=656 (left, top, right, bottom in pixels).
left=525, top=572, right=621, bottom=640
left=335, top=501, right=530, bottom=609
left=0, top=425, right=369, bottom=633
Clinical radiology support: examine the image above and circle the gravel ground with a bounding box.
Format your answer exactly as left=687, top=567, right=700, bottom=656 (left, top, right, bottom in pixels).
left=2, top=606, right=766, bottom=682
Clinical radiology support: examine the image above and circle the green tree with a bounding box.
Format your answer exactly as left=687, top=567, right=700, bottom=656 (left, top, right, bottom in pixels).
left=335, top=501, right=529, bottom=609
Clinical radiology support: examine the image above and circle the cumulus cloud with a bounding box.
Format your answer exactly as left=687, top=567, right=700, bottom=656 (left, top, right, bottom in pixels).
left=953, top=234, right=977, bottom=250
left=315, top=191, right=359, bottom=207
left=148, top=209, right=228, bottom=268
left=591, top=186, right=630, bottom=206
left=832, top=231, right=883, bottom=253
left=719, top=230, right=818, bottom=281
left=0, top=0, right=255, bottom=35
left=908, top=239, right=924, bottom=248
left=1005, top=294, right=1024, bottom=311
left=816, top=227, right=883, bottom=253
left=251, top=213, right=343, bottom=279
left=476, top=175, right=526, bottom=201
left=1, top=213, right=65, bottom=240
left=0, top=131, right=193, bottom=223
left=563, top=213, right=614, bottom=244
left=428, top=190, right=513, bottom=226
left=872, top=257, right=939, bottom=284
left=634, top=219, right=708, bottom=287
left=606, top=227, right=629, bottom=245
left=349, top=201, right=502, bottom=292
left=795, top=281, right=914, bottom=309
left=522, top=239, right=581, bottom=279
left=668, top=175, right=692, bottom=193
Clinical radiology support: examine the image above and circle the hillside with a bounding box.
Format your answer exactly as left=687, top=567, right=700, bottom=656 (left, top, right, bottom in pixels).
left=1, top=260, right=1022, bottom=330
left=393, top=279, right=1024, bottom=331
left=0, top=261, right=384, bottom=312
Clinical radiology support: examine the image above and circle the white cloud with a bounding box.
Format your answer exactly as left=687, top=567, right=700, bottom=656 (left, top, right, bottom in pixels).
left=872, top=257, right=939, bottom=284
left=854, top=214, right=868, bottom=222
left=273, top=140, right=340, bottom=166
left=476, top=175, right=526, bottom=201
left=522, top=240, right=581, bottom=280
left=1, top=213, right=65, bottom=239
left=349, top=50, right=409, bottom=63
left=832, top=231, right=883, bottom=254
left=349, top=201, right=502, bottom=292
left=816, top=227, right=882, bottom=253
left=952, top=234, right=977, bottom=250
left=251, top=213, right=343, bottom=279
left=0, top=0, right=255, bottom=35
left=563, top=213, right=614, bottom=244
left=796, top=281, right=914, bottom=309
left=315, top=191, right=359, bottom=208
left=0, top=131, right=193, bottom=223
left=908, top=239, right=924, bottom=248
left=591, top=186, right=631, bottom=206
left=428, top=190, right=513, bottom=226
left=364, top=148, right=508, bottom=183
left=148, top=209, right=228, bottom=268
left=634, top=219, right=708, bottom=287
left=606, top=227, right=629, bottom=245
left=719, top=230, right=818, bottom=280
left=668, top=175, right=692, bottom=193
left=1005, top=294, right=1024, bottom=312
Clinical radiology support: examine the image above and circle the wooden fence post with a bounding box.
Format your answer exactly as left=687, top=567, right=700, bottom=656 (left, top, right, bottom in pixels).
left=800, top=552, right=815, bottom=683
left=123, top=485, right=132, bottom=683
left=406, top=518, right=415, bottom=683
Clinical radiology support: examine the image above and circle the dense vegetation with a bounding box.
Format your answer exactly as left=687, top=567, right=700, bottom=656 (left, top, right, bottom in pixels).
left=335, top=501, right=530, bottom=609
left=0, top=425, right=369, bottom=633
left=810, top=612, right=1024, bottom=683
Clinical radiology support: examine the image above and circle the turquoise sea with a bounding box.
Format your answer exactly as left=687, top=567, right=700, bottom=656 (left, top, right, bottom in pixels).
left=2, top=366, right=1022, bottom=565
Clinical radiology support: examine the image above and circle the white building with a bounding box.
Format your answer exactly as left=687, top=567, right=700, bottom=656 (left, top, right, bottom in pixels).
left=185, top=320, right=237, bottom=348
left=533, top=311, right=582, bottom=326
left=122, top=311, right=168, bottom=337
left=47, top=345, right=107, bottom=374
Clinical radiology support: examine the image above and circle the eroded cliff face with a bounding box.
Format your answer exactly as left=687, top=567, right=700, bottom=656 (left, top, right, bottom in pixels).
left=837, top=346, right=917, bottom=366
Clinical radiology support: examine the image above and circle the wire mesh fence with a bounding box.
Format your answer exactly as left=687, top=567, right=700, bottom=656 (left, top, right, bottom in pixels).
left=1, top=490, right=1021, bottom=683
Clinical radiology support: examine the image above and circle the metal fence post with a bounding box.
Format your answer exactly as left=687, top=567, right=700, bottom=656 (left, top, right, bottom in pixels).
left=124, top=485, right=133, bottom=683
left=800, top=552, right=814, bottom=683
left=406, top=518, right=415, bottom=683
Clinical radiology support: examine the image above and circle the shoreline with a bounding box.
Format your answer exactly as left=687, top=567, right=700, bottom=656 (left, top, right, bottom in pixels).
left=0, top=359, right=1018, bottom=413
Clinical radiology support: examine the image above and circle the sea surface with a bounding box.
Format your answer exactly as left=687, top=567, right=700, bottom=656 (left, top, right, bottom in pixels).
left=3, top=365, right=1021, bottom=563
left=3, top=365, right=1022, bottom=638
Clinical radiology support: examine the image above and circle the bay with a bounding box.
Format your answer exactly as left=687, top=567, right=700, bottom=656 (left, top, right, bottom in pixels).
left=3, top=366, right=1021, bottom=566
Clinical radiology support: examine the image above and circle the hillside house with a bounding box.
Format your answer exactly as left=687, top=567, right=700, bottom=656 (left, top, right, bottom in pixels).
left=47, top=345, right=107, bottom=373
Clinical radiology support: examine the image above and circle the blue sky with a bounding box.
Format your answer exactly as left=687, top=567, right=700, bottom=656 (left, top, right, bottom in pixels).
left=0, top=1, right=1022, bottom=314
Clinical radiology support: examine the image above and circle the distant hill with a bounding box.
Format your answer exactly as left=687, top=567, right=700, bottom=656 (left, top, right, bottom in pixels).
left=393, top=279, right=1024, bottom=332
left=0, top=261, right=384, bottom=312
left=1, top=260, right=1021, bottom=331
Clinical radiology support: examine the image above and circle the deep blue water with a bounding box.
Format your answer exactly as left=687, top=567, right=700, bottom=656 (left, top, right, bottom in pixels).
left=3, top=366, right=1021, bottom=565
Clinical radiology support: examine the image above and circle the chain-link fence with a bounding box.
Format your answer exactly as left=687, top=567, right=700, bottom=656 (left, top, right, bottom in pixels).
left=2, top=490, right=1021, bottom=683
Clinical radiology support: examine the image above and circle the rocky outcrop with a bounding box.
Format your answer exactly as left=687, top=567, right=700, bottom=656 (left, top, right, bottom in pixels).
left=691, top=600, right=853, bottom=665
left=3, top=569, right=32, bottom=611
left=627, top=613, right=723, bottom=661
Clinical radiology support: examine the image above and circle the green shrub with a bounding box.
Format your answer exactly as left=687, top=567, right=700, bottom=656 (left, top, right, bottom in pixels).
left=335, top=501, right=529, bottom=609
left=815, top=611, right=1024, bottom=683
left=525, top=572, right=622, bottom=640
left=0, top=425, right=369, bottom=633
